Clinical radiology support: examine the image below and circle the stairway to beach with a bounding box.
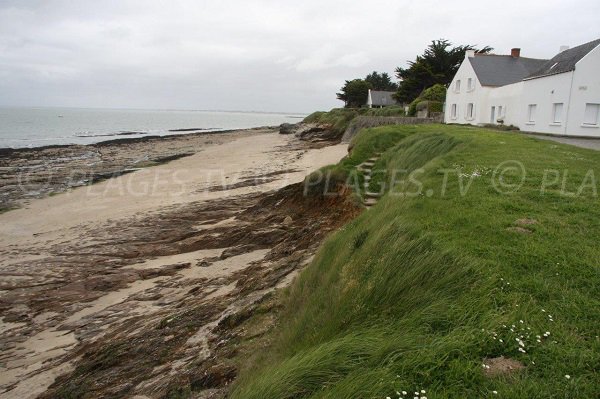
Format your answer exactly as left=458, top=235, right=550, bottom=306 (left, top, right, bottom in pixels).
left=357, top=154, right=382, bottom=209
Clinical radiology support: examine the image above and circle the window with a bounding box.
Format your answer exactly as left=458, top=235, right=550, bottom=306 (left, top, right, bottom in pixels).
left=583, top=103, right=600, bottom=126
left=455, top=80, right=461, bottom=92
left=552, top=103, right=564, bottom=124
left=466, top=103, right=475, bottom=119
left=498, top=106, right=503, bottom=118
left=527, top=104, right=537, bottom=123
left=451, top=104, right=457, bottom=119
left=467, top=78, right=474, bottom=91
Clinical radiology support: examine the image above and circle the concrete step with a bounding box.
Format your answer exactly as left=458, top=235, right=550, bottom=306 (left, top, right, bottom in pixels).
left=364, top=191, right=381, bottom=198
left=363, top=198, right=378, bottom=206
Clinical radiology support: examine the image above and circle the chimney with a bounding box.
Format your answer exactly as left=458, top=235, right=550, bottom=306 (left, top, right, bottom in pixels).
left=465, top=49, right=476, bottom=59
left=511, top=48, right=521, bottom=58
left=560, top=45, right=570, bottom=52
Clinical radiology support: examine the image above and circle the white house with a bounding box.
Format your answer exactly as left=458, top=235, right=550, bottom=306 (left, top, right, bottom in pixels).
left=445, top=38, right=600, bottom=136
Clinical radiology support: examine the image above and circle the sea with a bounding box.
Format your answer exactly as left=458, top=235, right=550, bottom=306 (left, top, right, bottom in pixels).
left=0, top=107, right=306, bottom=149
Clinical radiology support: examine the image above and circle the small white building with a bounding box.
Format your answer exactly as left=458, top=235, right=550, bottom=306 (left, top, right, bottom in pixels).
left=366, top=90, right=398, bottom=108
left=445, top=38, right=600, bottom=136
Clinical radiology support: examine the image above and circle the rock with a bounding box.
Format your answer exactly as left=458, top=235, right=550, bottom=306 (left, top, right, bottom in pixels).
left=137, top=263, right=191, bottom=279
left=283, top=216, right=293, bottom=225
left=220, top=245, right=256, bottom=260
left=190, top=364, right=237, bottom=389
left=294, top=123, right=340, bottom=142
left=483, top=356, right=525, bottom=377
left=279, top=123, right=298, bottom=135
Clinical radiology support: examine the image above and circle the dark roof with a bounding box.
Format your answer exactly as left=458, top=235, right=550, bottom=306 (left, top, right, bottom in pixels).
left=469, top=55, right=548, bottom=87
left=369, top=90, right=397, bottom=106
left=525, top=38, right=600, bottom=80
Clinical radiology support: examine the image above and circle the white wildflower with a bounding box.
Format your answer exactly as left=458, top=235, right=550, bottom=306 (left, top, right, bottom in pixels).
left=421, top=390, right=426, bottom=394
left=493, top=391, right=498, bottom=395
left=565, top=374, right=571, bottom=379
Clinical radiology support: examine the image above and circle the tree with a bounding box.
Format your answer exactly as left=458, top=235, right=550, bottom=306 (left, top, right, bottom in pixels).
left=406, top=83, right=447, bottom=116
left=420, top=84, right=447, bottom=102
left=394, top=39, right=492, bottom=103
left=364, top=71, right=398, bottom=91
left=336, top=79, right=371, bottom=108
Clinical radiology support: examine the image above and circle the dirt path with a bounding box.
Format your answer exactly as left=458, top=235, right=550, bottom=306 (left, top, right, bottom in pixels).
left=0, top=132, right=349, bottom=398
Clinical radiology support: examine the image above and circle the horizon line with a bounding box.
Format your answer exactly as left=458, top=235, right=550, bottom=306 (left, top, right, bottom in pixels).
left=0, top=105, right=310, bottom=116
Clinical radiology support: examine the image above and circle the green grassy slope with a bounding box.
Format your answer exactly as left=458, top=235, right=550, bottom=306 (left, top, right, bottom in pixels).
left=304, top=107, right=405, bottom=136
left=231, top=124, right=600, bottom=399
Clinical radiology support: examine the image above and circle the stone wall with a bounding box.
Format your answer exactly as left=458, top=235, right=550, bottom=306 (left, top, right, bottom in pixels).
left=341, top=115, right=444, bottom=143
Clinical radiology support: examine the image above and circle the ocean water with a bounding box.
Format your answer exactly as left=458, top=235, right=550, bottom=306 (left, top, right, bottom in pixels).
left=0, top=107, right=305, bottom=149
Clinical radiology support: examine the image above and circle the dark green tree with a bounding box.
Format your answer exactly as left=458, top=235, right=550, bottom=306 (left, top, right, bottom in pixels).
left=394, top=39, right=492, bottom=103
left=336, top=79, right=372, bottom=108
left=364, top=71, right=398, bottom=91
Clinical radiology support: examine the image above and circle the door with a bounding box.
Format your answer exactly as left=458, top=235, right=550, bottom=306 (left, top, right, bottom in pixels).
left=490, top=106, right=496, bottom=123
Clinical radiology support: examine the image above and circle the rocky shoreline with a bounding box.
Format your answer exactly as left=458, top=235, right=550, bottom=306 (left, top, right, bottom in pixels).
left=0, top=127, right=275, bottom=209
left=0, top=127, right=351, bottom=398
left=0, top=122, right=344, bottom=211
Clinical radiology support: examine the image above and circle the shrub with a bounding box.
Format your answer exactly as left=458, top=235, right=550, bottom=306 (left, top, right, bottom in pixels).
left=420, top=83, right=447, bottom=102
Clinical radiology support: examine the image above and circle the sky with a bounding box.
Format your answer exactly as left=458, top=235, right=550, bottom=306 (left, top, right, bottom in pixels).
left=0, top=0, right=598, bottom=113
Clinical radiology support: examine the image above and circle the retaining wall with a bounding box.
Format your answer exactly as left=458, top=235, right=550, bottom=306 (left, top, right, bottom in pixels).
left=341, top=116, right=443, bottom=142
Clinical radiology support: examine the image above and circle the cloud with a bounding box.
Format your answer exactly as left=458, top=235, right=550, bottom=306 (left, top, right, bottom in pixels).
left=0, top=0, right=599, bottom=112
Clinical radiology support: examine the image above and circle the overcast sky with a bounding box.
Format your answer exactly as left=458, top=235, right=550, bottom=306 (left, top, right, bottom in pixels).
left=0, top=0, right=598, bottom=113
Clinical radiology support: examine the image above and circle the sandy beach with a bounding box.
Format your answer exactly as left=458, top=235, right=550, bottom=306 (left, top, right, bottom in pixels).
left=0, top=129, right=352, bottom=398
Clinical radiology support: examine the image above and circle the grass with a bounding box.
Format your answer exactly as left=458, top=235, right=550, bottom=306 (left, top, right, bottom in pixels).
left=304, top=107, right=405, bottom=136
left=304, top=124, right=414, bottom=199
left=231, top=124, right=600, bottom=398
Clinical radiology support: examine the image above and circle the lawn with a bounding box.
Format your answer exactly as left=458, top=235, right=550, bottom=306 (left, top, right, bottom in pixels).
left=230, top=124, right=600, bottom=399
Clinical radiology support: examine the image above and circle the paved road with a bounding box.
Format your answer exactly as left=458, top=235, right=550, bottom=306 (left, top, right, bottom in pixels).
left=525, top=133, right=600, bottom=151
